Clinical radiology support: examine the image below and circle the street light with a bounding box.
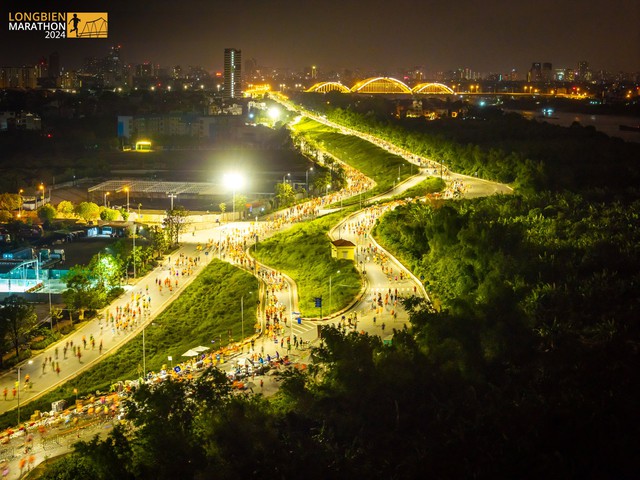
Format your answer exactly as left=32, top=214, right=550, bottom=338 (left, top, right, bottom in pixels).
left=168, top=193, right=177, bottom=211
left=142, top=322, right=156, bottom=378
left=142, top=324, right=146, bottom=377
left=329, top=270, right=340, bottom=313
left=306, top=167, right=313, bottom=194
left=39, top=184, right=45, bottom=208
left=104, top=192, right=110, bottom=207
left=283, top=172, right=290, bottom=184
left=123, top=186, right=130, bottom=212
left=17, top=360, right=33, bottom=425
left=132, top=223, right=137, bottom=279
left=223, top=173, right=244, bottom=218
left=241, top=291, right=252, bottom=343
left=18, top=189, right=23, bottom=216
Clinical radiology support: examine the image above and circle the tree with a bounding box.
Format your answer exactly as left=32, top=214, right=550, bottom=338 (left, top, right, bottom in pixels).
left=120, top=208, right=130, bottom=222
left=275, top=182, right=295, bottom=207
left=150, top=226, right=169, bottom=259
left=63, top=265, right=106, bottom=320
left=37, top=454, right=100, bottom=480
left=70, top=369, right=232, bottom=479
left=90, top=253, right=122, bottom=288
left=219, top=202, right=226, bottom=214
left=37, top=204, right=56, bottom=225
left=233, top=194, right=248, bottom=216
left=99, top=207, right=120, bottom=222
left=162, top=206, right=189, bottom=246
left=75, top=202, right=100, bottom=222
left=314, top=172, right=332, bottom=194
left=57, top=200, right=75, bottom=218
left=0, top=193, right=21, bottom=211
left=0, top=295, right=37, bottom=360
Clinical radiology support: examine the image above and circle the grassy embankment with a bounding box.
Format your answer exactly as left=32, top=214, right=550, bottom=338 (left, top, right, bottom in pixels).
left=292, top=118, right=422, bottom=202
left=252, top=210, right=361, bottom=318
left=0, top=260, right=257, bottom=430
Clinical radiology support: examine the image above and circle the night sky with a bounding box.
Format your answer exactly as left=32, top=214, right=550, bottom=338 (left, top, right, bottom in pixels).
left=1, top=0, right=638, bottom=74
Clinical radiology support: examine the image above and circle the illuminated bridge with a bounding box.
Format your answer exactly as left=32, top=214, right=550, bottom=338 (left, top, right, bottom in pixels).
left=305, top=77, right=455, bottom=95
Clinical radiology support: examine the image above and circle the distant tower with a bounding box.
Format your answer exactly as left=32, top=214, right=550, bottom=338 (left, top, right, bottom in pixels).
left=528, top=62, right=542, bottom=82
left=48, top=52, right=60, bottom=79
left=224, top=48, right=242, bottom=100
left=542, top=62, right=553, bottom=82
left=244, top=57, right=257, bottom=80
left=577, top=61, right=590, bottom=81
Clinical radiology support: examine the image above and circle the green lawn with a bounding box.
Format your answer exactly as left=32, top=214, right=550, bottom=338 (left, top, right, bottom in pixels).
left=253, top=210, right=361, bottom=318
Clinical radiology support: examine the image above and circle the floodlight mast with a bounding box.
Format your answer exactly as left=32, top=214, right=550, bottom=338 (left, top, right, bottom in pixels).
left=223, top=173, right=245, bottom=218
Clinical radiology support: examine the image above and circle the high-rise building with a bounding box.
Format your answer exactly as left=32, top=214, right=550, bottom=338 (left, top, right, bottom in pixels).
left=578, top=61, right=591, bottom=82
left=48, top=52, right=60, bottom=79
left=245, top=57, right=257, bottom=80
left=528, top=62, right=542, bottom=82
left=542, top=62, right=553, bottom=82
left=0, top=66, right=38, bottom=89
left=224, top=48, right=242, bottom=100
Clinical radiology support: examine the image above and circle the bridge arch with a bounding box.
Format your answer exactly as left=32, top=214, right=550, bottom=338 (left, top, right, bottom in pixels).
left=351, top=77, right=412, bottom=94
left=305, top=82, right=351, bottom=93
left=412, top=83, right=455, bottom=94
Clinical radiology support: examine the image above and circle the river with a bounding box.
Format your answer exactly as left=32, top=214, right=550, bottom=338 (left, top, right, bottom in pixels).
left=509, top=110, right=640, bottom=144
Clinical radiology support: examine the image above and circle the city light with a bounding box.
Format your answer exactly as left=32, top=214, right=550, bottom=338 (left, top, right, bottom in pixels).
left=268, top=107, right=281, bottom=120
left=223, top=172, right=245, bottom=216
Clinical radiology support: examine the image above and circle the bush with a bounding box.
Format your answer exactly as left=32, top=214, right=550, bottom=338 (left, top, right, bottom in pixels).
left=106, top=287, right=125, bottom=303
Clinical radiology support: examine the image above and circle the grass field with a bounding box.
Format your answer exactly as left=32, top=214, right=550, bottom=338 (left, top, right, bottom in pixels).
left=253, top=209, right=361, bottom=317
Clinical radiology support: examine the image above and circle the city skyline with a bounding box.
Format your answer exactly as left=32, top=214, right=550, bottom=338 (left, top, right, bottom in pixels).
left=0, top=0, right=638, bottom=74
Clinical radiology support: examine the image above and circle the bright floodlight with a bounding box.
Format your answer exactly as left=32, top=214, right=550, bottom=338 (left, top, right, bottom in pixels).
left=223, top=172, right=244, bottom=190
left=268, top=107, right=281, bottom=120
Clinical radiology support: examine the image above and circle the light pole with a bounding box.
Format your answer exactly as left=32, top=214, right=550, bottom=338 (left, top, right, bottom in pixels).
left=168, top=193, right=176, bottom=211
left=124, top=186, right=130, bottom=212
left=104, top=191, right=110, bottom=207
left=142, top=325, right=146, bottom=377
left=18, top=189, right=23, bottom=216
left=306, top=167, right=313, bottom=194
left=223, top=173, right=244, bottom=219
left=283, top=172, right=290, bottom=184
left=17, top=360, right=33, bottom=425
left=132, top=223, right=136, bottom=279
left=39, top=184, right=45, bottom=207
left=329, top=270, right=340, bottom=313
left=326, top=183, right=331, bottom=197
left=241, top=292, right=253, bottom=343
